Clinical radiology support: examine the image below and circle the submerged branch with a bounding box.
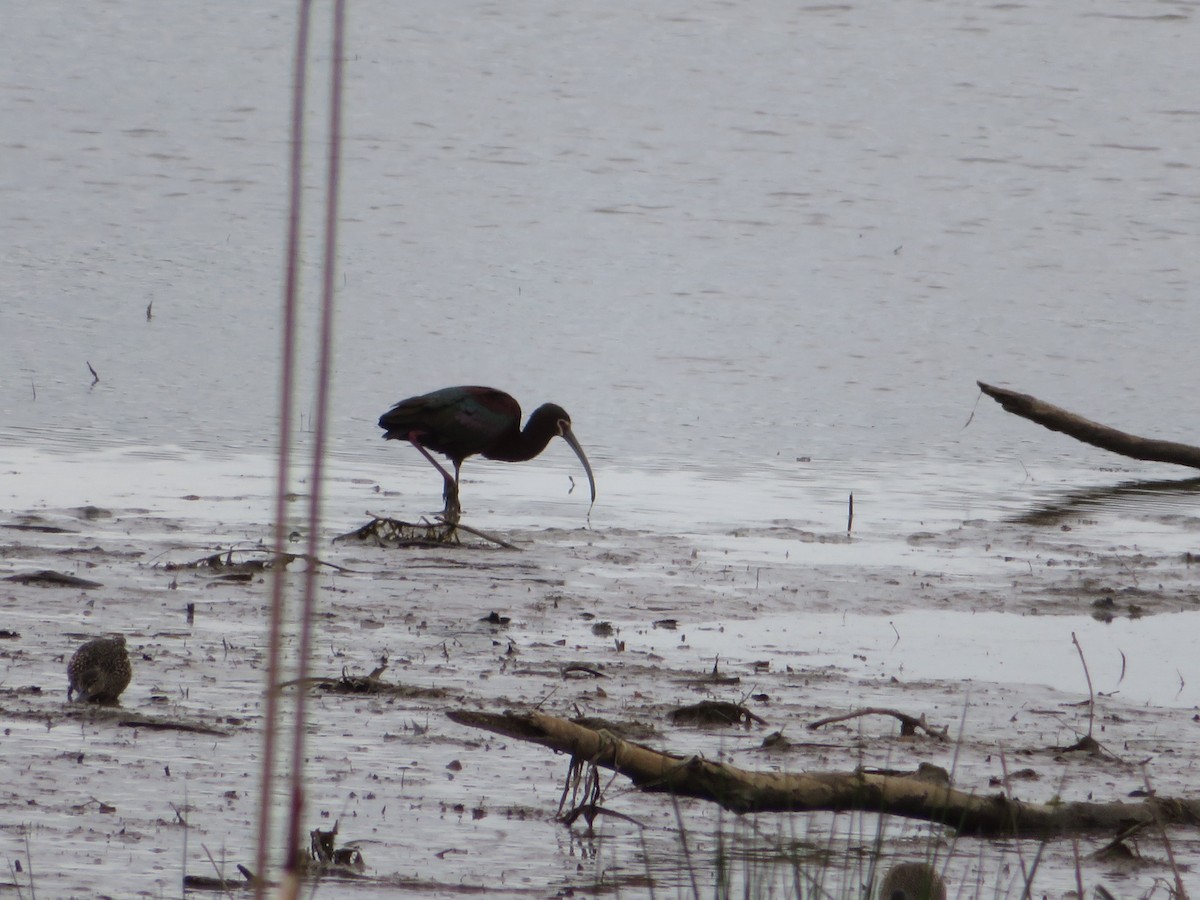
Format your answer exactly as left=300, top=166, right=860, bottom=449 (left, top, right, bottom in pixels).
left=978, top=381, right=1200, bottom=469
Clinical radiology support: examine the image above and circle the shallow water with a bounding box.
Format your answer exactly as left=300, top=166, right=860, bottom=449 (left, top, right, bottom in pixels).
left=3, top=0, right=1200, bottom=896
left=3, top=0, right=1200, bottom=473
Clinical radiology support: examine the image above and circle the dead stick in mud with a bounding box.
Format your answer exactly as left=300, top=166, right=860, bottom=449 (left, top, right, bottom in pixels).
left=450, top=520, right=521, bottom=551
left=1139, top=764, right=1191, bottom=899
left=168, top=549, right=356, bottom=574
left=977, top=381, right=1200, bottom=469
left=807, top=707, right=948, bottom=741
left=1071, top=632, right=1096, bottom=741
left=447, top=708, right=1200, bottom=837
left=292, top=551, right=358, bottom=573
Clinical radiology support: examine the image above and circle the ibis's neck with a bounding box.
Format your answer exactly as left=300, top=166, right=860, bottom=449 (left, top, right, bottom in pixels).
left=483, top=414, right=558, bottom=462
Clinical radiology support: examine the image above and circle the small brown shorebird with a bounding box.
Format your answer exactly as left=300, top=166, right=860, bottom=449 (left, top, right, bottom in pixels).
left=67, top=635, right=132, bottom=703
left=879, top=861, right=946, bottom=900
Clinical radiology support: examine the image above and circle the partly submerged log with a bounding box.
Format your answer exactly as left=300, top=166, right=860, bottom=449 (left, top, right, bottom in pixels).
left=448, top=709, right=1200, bottom=838
left=978, top=381, right=1200, bottom=470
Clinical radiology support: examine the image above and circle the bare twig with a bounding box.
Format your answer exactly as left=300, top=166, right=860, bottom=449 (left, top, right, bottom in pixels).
left=200, top=843, right=237, bottom=900
left=23, top=825, right=36, bottom=900
left=452, top=520, right=522, bottom=550
left=808, top=707, right=949, bottom=741
left=1070, top=632, right=1095, bottom=740
left=1140, top=764, right=1190, bottom=900
left=562, top=663, right=606, bottom=679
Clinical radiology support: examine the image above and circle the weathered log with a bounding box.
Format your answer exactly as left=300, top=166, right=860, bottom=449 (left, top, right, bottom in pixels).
left=978, top=381, right=1200, bottom=469
left=448, top=708, right=1200, bottom=838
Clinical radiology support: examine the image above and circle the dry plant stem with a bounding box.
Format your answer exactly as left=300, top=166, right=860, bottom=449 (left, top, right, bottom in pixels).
left=449, top=709, right=1200, bottom=837
left=977, top=381, right=1200, bottom=468
left=1141, top=763, right=1190, bottom=900
left=200, top=843, right=234, bottom=899
left=667, top=790, right=702, bottom=900
left=635, top=827, right=658, bottom=900
left=23, top=826, right=36, bottom=900
left=1092, top=819, right=1150, bottom=857
left=997, top=748, right=1032, bottom=894
left=254, top=2, right=312, bottom=895
left=285, top=0, right=346, bottom=877
left=1070, top=632, right=1096, bottom=739
left=180, top=786, right=188, bottom=896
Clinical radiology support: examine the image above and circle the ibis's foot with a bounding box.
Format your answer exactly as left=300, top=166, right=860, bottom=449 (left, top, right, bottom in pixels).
left=441, top=482, right=462, bottom=526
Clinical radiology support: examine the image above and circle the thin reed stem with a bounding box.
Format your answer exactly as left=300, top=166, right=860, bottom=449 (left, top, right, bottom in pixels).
left=284, top=0, right=346, bottom=875
left=254, top=1, right=312, bottom=895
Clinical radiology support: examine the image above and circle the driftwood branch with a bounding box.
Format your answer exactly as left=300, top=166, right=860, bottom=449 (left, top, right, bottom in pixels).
left=448, top=708, right=1200, bottom=838
left=336, top=514, right=520, bottom=551
left=978, top=381, right=1200, bottom=469
left=807, top=707, right=949, bottom=741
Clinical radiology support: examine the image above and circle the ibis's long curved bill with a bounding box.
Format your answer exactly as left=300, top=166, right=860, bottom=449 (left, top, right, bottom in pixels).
left=560, top=424, right=597, bottom=504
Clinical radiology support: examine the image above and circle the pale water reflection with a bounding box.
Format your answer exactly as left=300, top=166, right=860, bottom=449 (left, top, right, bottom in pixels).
left=561, top=608, right=1200, bottom=710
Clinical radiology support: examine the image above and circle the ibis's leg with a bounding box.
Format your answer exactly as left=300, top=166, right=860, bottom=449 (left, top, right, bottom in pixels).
left=408, top=437, right=460, bottom=523
left=443, top=461, right=462, bottom=524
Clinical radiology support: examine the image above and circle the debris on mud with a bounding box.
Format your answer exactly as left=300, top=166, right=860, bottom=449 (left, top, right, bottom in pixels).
left=162, top=545, right=353, bottom=575
left=183, top=863, right=258, bottom=893
left=669, top=700, right=769, bottom=728
left=306, top=661, right=452, bottom=701
left=0, top=522, right=78, bottom=534
left=320, top=660, right=390, bottom=693
left=306, top=820, right=367, bottom=876
left=4, top=569, right=102, bottom=588
left=569, top=715, right=659, bottom=742
left=336, top=514, right=520, bottom=550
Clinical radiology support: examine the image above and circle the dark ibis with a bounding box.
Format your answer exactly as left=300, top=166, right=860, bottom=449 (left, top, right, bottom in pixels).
left=379, top=386, right=596, bottom=522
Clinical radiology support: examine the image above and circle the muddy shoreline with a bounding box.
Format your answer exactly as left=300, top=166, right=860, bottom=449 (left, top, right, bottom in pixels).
left=2, top=478, right=1198, bottom=897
